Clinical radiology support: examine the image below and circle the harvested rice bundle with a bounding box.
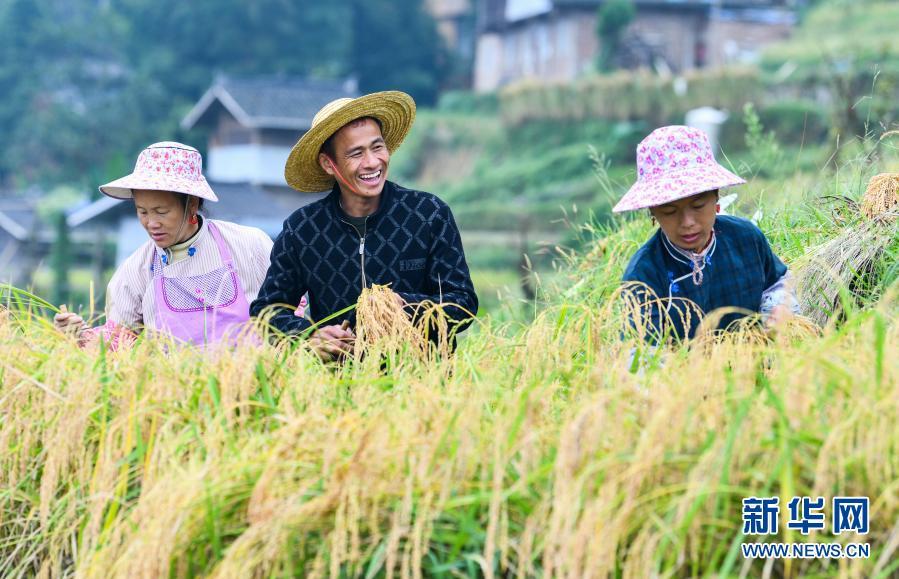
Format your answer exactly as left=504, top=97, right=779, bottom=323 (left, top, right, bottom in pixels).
left=861, top=172, right=899, bottom=220
left=795, top=174, right=898, bottom=326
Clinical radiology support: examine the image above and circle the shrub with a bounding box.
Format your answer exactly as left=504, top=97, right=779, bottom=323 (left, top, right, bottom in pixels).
left=437, top=90, right=500, bottom=115
left=499, top=67, right=763, bottom=126
left=759, top=100, right=830, bottom=144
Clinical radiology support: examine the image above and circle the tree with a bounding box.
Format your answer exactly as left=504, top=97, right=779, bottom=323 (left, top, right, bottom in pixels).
left=0, top=0, right=139, bottom=185
left=50, top=211, right=71, bottom=306
left=349, top=0, right=449, bottom=105
left=0, top=0, right=45, bottom=182
left=596, top=0, right=635, bottom=72
left=0, top=0, right=449, bottom=188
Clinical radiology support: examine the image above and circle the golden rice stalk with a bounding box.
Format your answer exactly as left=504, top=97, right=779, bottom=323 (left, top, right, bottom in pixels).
left=354, top=285, right=427, bottom=358
left=613, top=281, right=707, bottom=343
left=353, top=285, right=457, bottom=362
left=861, top=173, right=899, bottom=220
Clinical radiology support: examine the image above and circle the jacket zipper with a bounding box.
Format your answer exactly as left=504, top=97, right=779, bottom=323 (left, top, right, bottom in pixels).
left=358, top=233, right=367, bottom=290
left=340, top=214, right=369, bottom=291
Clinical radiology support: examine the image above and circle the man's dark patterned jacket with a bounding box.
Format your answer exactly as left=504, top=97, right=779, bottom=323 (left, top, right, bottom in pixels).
left=250, top=180, right=478, bottom=336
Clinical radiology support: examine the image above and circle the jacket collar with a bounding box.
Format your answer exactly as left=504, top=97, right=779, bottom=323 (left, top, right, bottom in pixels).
left=328, top=180, right=395, bottom=224
left=156, top=215, right=207, bottom=264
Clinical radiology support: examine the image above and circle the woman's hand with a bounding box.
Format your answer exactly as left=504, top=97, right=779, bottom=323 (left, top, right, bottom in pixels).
left=54, top=305, right=87, bottom=339
left=765, top=304, right=793, bottom=329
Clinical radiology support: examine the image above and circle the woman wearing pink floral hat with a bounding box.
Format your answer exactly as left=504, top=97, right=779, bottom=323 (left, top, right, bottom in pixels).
left=616, top=125, right=797, bottom=342
left=54, top=142, right=273, bottom=347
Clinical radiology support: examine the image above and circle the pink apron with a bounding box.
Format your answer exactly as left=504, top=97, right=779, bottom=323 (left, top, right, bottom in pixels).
left=153, top=221, right=250, bottom=345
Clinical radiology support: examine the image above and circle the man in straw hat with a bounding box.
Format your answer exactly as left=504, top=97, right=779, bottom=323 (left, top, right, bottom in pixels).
left=250, top=91, right=478, bottom=359
left=615, top=125, right=798, bottom=342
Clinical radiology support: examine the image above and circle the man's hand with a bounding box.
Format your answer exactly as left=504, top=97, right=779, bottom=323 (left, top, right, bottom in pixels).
left=54, top=305, right=86, bottom=339
left=308, top=323, right=355, bottom=362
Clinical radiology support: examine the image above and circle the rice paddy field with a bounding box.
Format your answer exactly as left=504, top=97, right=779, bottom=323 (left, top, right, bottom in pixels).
left=1, top=165, right=897, bottom=578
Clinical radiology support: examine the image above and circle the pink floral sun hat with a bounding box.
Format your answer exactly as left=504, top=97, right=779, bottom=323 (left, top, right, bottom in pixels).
left=99, top=142, right=219, bottom=202
left=613, top=125, right=745, bottom=213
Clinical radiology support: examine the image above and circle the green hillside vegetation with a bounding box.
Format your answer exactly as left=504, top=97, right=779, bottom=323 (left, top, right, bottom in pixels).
left=761, top=0, right=899, bottom=73
left=0, top=0, right=451, bottom=188
left=390, top=101, right=842, bottom=307
left=392, top=112, right=639, bottom=232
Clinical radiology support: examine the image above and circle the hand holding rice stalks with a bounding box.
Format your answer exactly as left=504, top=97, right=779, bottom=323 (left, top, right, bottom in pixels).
left=353, top=285, right=455, bottom=363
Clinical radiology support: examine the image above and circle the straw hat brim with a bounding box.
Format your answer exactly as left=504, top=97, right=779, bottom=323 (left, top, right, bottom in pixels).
left=99, top=174, right=219, bottom=202
left=284, top=91, right=416, bottom=193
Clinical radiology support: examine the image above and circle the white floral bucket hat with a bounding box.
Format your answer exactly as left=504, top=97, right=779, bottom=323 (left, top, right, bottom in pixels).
left=99, top=142, right=219, bottom=202
left=613, top=125, right=745, bottom=213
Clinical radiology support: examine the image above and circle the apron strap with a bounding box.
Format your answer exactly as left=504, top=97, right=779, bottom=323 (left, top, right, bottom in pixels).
left=151, top=248, right=164, bottom=277
left=205, top=221, right=235, bottom=267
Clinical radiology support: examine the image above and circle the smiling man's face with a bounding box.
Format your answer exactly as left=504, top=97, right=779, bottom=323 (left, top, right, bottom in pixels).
left=319, top=117, right=389, bottom=203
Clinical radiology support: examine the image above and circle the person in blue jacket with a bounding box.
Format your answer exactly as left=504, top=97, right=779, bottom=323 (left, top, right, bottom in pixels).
left=250, top=91, right=478, bottom=360
left=615, top=125, right=797, bottom=342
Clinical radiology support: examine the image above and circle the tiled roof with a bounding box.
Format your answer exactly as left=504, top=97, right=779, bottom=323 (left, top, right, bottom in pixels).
left=181, top=76, right=359, bottom=131
left=0, top=197, right=38, bottom=240
left=204, top=182, right=326, bottom=238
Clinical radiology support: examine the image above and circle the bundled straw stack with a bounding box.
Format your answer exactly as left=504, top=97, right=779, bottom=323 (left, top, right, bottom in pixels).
left=795, top=173, right=898, bottom=326
left=860, top=172, right=899, bottom=220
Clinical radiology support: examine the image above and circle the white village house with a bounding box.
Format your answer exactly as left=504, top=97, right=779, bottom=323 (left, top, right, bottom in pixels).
left=473, top=0, right=800, bottom=91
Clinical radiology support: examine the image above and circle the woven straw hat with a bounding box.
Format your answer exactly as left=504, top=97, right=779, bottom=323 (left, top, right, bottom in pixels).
left=284, top=91, right=416, bottom=192
left=613, top=126, right=744, bottom=212
left=99, top=142, right=219, bottom=202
